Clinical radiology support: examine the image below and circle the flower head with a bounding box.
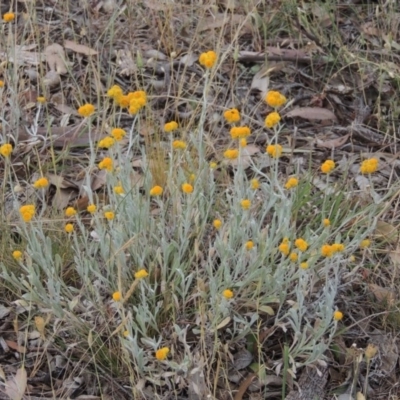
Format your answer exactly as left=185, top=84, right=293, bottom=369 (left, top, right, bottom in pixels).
left=222, top=289, right=234, bottom=299
left=164, top=121, right=178, bottom=132
left=0, top=143, right=13, bottom=157
left=223, top=149, right=239, bottom=160
left=321, top=244, right=334, bottom=258
left=240, top=199, right=251, bottom=210
left=332, top=243, right=344, bottom=253
left=182, top=183, right=193, bottom=194
left=112, top=291, right=122, bottom=301
left=155, top=347, right=170, bottom=361
left=150, top=185, right=163, bottom=196
left=213, top=219, right=222, bottom=229
left=230, top=126, right=251, bottom=139
left=289, top=252, right=298, bottom=262
left=223, top=108, right=240, bottom=123
left=65, top=207, right=77, bottom=217
left=284, top=177, right=298, bottom=190
left=360, top=239, right=371, bottom=249
left=77, top=103, right=95, bottom=117
left=87, top=204, right=96, bottom=213
left=135, top=269, right=149, bottom=279
left=245, top=240, right=254, bottom=250
left=98, top=157, right=113, bottom=172
left=278, top=238, right=290, bottom=256
left=33, top=177, right=49, bottom=189
left=199, top=51, right=217, bottom=68
left=98, top=136, right=115, bottom=149
left=265, top=91, right=287, bottom=108
left=107, top=85, right=123, bottom=100
left=265, top=111, right=281, bottom=128
left=321, top=160, right=335, bottom=174
left=323, top=218, right=330, bottom=227
left=300, top=261, right=308, bottom=269
left=333, top=311, right=343, bottom=321
left=0, top=80, right=4, bottom=88
left=111, top=128, right=126, bottom=141
left=360, top=158, right=378, bottom=174
left=250, top=178, right=260, bottom=190
left=239, top=138, right=247, bottom=148
left=104, top=211, right=115, bottom=220
left=65, top=223, right=74, bottom=233
left=3, top=12, right=15, bottom=22
left=37, top=96, right=46, bottom=104
left=295, top=238, right=308, bottom=252
left=114, top=186, right=124, bottom=195
left=266, top=144, right=283, bottom=158
left=12, top=250, right=22, bottom=261
left=210, top=161, right=217, bottom=169
left=172, top=140, right=187, bottom=150
left=19, top=205, right=35, bottom=222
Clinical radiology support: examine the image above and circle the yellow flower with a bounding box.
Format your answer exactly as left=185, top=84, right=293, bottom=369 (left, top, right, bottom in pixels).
left=0, top=143, right=13, bottom=157
left=77, top=103, right=95, bottom=117
left=12, top=250, right=22, bottom=261
left=123, top=330, right=129, bottom=338
left=0, top=80, right=4, bottom=88
left=278, top=239, right=290, bottom=256
left=223, top=108, right=240, bottom=123
left=240, top=199, right=251, bottom=210
left=360, top=158, right=378, bottom=174
left=107, top=85, right=123, bottom=99
left=189, top=174, right=196, bottom=182
left=265, top=91, right=287, bottom=108
left=321, top=244, right=334, bottom=258
left=365, top=344, right=378, bottom=361
left=164, top=121, right=178, bottom=132
left=3, top=12, right=15, bottom=22
left=333, top=311, right=343, bottom=321
left=98, top=136, right=115, bottom=149
left=250, top=178, right=260, bottom=190
left=223, top=149, right=239, bottom=160
left=323, top=218, right=330, bottom=227
left=182, top=183, right=193, bottom=194
left=332, top=243, right=344, bottom=253
left=112, top=291, right=122, bottom=301
left=360, top=239, right=371, bottom=249
left=104, top=211, right=115, bottom=220
left=98, top=157, right=113, bottom=171
left=134, top=269, right=149, bottom=279
left=128, top=90, right=147, bottom=107
left=266, top=144, right=283, bottom=158
left=33, top=177, right=49, bottom=189
left=239, top=138, right=247, bottom=148
left=213, top=219, right=222, bottom=229
left=155, top=347, right=170, bottom=361
left=265, top=111, right=281, bottom=128
left=172, top=140, right=187, bottom=150
left=65, top=207, right=77, bottom=217
left=230, top=126, right=251, bottom=139
left=150, top=185, right=163, bottom=196
left=87, top=204, right=96, bottom=213
left=114, top=186, right=124, bottom=195
left=117, top=95, right=131, bottom=108
left=321, top=160, right=335, bottom=174
left=210, top=161, right=217, bottom=169
left=295, top=238, right=308, bottom=252
left=199, top=51, right=217, bottom=68
left=65, top=223, right=74, bottom=233
left=289, top=252, right=298, bottom=262
left=245, top=240, right=254, bottom=250
left=349, top=255, right=356, bottom=262
left=284, top=177, right=298, bottom=190
left=19, top=204, right=35, bottom=222
left=300, top=261, right=308, bottom=269
left=36, top=96, right=46, bottom=104
left=222, top=289, right=234, bottom=299
left=128, top=99, right=142, bottom=114
left=111, top=128, right=126, bottom=141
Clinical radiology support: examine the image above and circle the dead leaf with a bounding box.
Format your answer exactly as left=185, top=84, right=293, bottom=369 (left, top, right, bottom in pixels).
left=34, top=316, right=46, bottom=339
left=250, top=66, right=270, bottom=95
left=179, top=53, right=198, bottom=67
left=64, top=40, right=98, bottom=56
left=233, top=349, right=253, bottom=370
left=234, top=373, right=256, bottom=400
left=368, top=283, right=395, bottom=304
left=286, top=107, right=337, bottom=121
left=45, top=43, right=68, bottom=74
left=4, top=340, right=26, bottom=353
left=5, top=367, right=27, bottom=400
left=374, top=220, right=399, bottom=244
left=389, top=247, right=400, bottom=269
left=230, top=144, right=260, bottom=168
left=316, top=133, right=349, bottom=149
left=198, top=13, right=249, bottom=32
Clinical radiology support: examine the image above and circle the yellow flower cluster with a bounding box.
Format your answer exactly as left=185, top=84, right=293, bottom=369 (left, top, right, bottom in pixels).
left=134, top=269, right=149, bottom=279
left=65, top=207, right=77, bottom=217
left=164, top=121, right=178, bottom=132
left=240, top=199, right=251, bottom=210
left=104, top=211, right=115, bottom=220
left=323, top=218, right=330, bottom=227
left=65, top=223, right=74, bottom=233
left=223, top=108, right=240, bottom=123
left=199, top=51, right=217, bottom=68
left=224, top=149, right=239, bottom=160
left=172, top=140, right=187, bottom=150
left=265, top=91, right=287, bottom=108
left=112, top=291, right=122, bottom=301
left=278, top=237, right=290, bottom=256
left=12, top=250, right=22, bottom=261
left=230, top=126, right=251, bottom=139
left=33, top=177, right=49, bottom=189
left=182, top=183, right=193, bottom=194
left=0, top=80, right=4, bottom=88
left=289, top=252, right=298, bottom=262
left=98, top=136, right=115, bottom=149
left=321, top=160, right=335, bottom=174
left=37, top=96, right=46, bottom=104
left=87, top=204, right=97, bottom=213
left=3, top=12, right=15, bottom=22
left=107, top=85, right=147, bottom=114
left=213, top=219, right=222, bottom=229
left=245, top=240, right=254, bottom=250
left=285, top=177, right=298, bottom=189
left=150, top=185, right=163, bottom=196
left=19, top=205, right=35, bottom=222
left=333, top=311, right=343, bottom=321
left=114, top=185, right=124, bottom=195
left=360, top=239, right=371, bottom=249
left=99, top=157, right=113, bottom=171
left=111, top=128, right=126, bottom=141
left=222, top=289, right=234, bottom=299
left=360, top=158, right=378, bottom=174
left=250, top=178, right=260, bottom=190
left=155, top=347, right=170, bottom=360
left=321, top=243, right=345, bottom=257
left=265, top=111, right=281, bottom=128
left=0, top=143, right=13, bottom=157
left=266, top=144, right=283, bottom=158
left=78, top=103, right=95, bottom=117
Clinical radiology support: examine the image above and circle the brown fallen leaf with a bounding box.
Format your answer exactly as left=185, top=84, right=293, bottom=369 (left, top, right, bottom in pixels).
left=5, top=367, right=27, bottom=400
left=230, top=144, right=260, bottom=168
left=64, top=40, right=98, bottom=56
left=316, top=133, right=350, bottom=149
left=234, top=373, right=256, bottom=400
left=373, top=220, right=399, bottom=244
left=286, top=107, right=337, bottom=121
left=368, top=283, right=395, bottom=304
left=5, top=340, right=26, bottom=353
left=45, top=43, right=68, bottom=74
